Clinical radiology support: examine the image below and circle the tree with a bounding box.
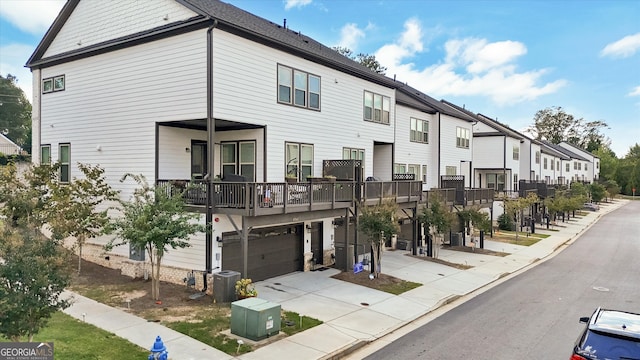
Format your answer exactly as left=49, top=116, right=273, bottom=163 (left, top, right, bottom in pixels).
left=502, top=193, right=538, bottom=241
left=615, top=144, right=640, bottom=196
left=526, top=106, right=609, bottom=150
left=419, top=197, right=455, bottom=258
left=358, top=200, right=399, bottom=278
left=589, top=183, right=606, bottom=203
left=106, top=174, right=206, bottom=300
left=333, top=46, right=388, bottom=75
left=0, top=74, right=32, bottom=151
left=46, top=163, right=119, bottom=273
left=594, top=147, right=618, bottom=182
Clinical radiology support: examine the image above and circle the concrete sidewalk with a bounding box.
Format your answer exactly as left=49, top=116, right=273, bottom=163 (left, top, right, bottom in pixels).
left=62, top=199, right=628, bottom=360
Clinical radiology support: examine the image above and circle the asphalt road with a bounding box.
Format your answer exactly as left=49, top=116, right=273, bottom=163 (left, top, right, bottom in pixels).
left=364, top=201, right=640, bottom=360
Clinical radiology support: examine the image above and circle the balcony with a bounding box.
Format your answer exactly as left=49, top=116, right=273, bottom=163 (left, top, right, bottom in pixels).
left=157, top=179, right=424, bottom=216
left=518, top=180, right=556, bottom=198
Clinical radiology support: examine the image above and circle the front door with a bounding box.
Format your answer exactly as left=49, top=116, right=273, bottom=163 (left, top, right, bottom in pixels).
left=310, top=221, right=323, bottom=266
left=191, top=141, right=207, bottom=180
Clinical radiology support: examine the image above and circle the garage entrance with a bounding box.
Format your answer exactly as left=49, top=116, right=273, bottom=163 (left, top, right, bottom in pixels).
left=221, top=224, right=303, bottom=282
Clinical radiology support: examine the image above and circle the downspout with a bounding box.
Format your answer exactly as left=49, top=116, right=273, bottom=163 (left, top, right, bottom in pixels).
left=203, top=19, right=219, bottom=292
left=437, top=112, right=441, bottom=187
left=503, top=136, right=506, bottom=191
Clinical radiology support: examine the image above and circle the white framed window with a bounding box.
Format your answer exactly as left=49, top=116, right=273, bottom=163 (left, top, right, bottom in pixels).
left=394, top=163, right=407, bottom=174
left=574, top=162, right=577, bottom=170
left=363, top=90, right=390, bottom=124
left=410, top=118, right=429, bottom=143
left=422, top=165, right=427, bottom=183
left=556, top=161, right=560, bottom=170
left=286, top=142, right=313, bottom=180
left=566, top=163, right=570, bottom=172
left=343, top=147, right=364, bottom=161
left=408, top=164, right=420, bottom=179
left=535, top=151, right=540, bottom=164
left=278, top=64, right=320, bottom=110
left=42, top=75, right=65, bottom=94
left=544, top=158, right=548, bottom=170
left=596, top=162, right=599, bottom=169
left=513, top=146, right=519, bottom=160
left=445, top=166, right=457, bottom=175
left=585, top=163, right=588, bottom=171
left=40, top=144, right=51, bottom=164
left=456, top=127, right=470, bottom=149
left=551, top=159, right=554, bottom=170
left=578, top=162, right=582, bottom=170
left=59, top=143, right=70, bottom=183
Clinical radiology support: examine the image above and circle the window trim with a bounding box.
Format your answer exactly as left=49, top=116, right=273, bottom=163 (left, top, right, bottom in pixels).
left=221, top=140, right=256, bottom=181
left=363, top=90, right=390, bottom=124
left=410, top=118, right=429, bottom=143
left=286, top=142, right=314, bottom=181
left=42, top=75, right=65, bottom=94
left=59, top=143, right=70, bottom=183
left=513, top=146, right=519, bottom=160
left=277, top=64, right=320, bottom=111
left=456, top=127, right=470, bottom=149
left=40, top=144, right=51, bottom=164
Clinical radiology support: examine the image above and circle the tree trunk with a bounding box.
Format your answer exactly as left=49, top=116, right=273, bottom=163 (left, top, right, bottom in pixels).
left=77, top=242, right=83, bottom=274
left=153, top=254, right=162, bottom=300
left=372, top=243, right=381, bottom=278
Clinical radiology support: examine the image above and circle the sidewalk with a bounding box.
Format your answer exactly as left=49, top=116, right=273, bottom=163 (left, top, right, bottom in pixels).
left=62, top=200, right=628, bottom=360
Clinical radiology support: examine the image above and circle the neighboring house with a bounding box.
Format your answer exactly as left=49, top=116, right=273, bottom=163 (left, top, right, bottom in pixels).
left=559, top=142, right=600, bottom=183
left=543, top=141, right=592, bottom=184
left=26, top=0, right=491, bottom=284
left=441, top=101, right=521, bottom=192
left=537, top=141, right=568, bottom=185
left=0, top=133, right=22, bottom=155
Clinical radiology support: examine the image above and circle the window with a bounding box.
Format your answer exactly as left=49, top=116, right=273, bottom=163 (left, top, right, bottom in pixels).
left=445, top=166, right=457, bottom=175
left=596, top=162, right=599, bottom=169
left=410, top=118, right=429, bottom=143
left=557, top=161, right=560, bottom=170
left=574, top=162, right=577, bottom=170
left=408, top=164, right=420, bottom=179
left=59, top=143, right=70, bottom=183
left=278, top=65, right=320, bottom=110
left=514, top=174, right=518, bottom=189
left=456, top=127, right=470, bottom=148
left=221, top=141, right=256, bottom=181
left=551, top=159, right=554, bottom=170
left=566, top=163, right=570, bottom=172
left=486, top=173, right=506, bottom=191
left=286, top=142, right=313, bottom=180
left=343, top=147, right=364, bottom=161
left=513, top=146, right=519, bottom=160
left=42, top=75, right=65, bottom=94
left=585, top=163, right=588, bottom=171
left=422, top=165, right=427, bottom=183
left=543, top=158, right=548, bottom=170
left=40, top=144, right=51, bottom=164
left=394, top=163, right=407, bottom=174
left=578, top=162, right=582, bottom=170
left=363, top=91, right=390, bottom=124
left=535, top=151, right=540, bottom=164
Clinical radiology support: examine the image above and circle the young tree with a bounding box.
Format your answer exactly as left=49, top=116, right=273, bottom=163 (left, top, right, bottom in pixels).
left=589, top=183, right=606, bottom=203
left=106, top=174, right=206, bottom=300
left=0, top=226, right=71, bottom=342
left=358, top=200, right=399, bottom=278
left=502, top=193, right=539, bottom=241
left=46, top=163, right=119, bottom=273
left=419, top=197, right=455, bottom=258
left=0, top=74, right=32, bottom=151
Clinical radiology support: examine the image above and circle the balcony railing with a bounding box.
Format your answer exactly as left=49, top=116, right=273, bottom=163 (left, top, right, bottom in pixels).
left=157, top=179, right=494, bottom=215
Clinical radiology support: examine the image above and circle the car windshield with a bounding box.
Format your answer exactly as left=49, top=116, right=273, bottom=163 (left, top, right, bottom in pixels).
left=580, top=330, right=640, bottom=359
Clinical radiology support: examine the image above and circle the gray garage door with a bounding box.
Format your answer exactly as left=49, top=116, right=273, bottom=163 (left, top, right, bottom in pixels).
left=221, top=224, right=303, bottom=282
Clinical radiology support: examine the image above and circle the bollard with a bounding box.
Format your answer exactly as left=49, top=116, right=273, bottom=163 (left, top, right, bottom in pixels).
left=148, top=336, right=168, bottom=360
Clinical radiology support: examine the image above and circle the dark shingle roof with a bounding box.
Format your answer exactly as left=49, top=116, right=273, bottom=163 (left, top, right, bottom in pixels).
left=542, top=141, right=587, bottom=160
left=441, top=100, right=522, bottom=136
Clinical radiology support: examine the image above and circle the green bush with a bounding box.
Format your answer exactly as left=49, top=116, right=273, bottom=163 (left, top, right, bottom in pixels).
left=497, top=213, right=515, bottom=231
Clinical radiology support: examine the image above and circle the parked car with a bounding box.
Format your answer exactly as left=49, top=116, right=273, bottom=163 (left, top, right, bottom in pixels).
left=571, top=307, right=640, bottom=360
left=583, top=202, right=600, bottom=211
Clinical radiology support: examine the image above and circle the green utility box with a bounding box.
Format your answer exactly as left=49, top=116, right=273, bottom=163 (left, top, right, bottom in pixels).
left=230, top=298, right=281, bottom=341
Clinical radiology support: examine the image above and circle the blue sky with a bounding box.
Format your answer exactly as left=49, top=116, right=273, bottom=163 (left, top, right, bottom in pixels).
left=1, top=0, right=639, bottom=157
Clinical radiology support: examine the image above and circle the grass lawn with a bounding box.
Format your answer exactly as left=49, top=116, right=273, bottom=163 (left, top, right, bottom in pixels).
left=0, top=312, right=149, bottom=359
left=491, top=230, right=549, bottom=246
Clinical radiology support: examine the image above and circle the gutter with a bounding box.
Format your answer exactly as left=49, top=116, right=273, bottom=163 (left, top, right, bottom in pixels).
left=203, top=18, right=219, bottom=292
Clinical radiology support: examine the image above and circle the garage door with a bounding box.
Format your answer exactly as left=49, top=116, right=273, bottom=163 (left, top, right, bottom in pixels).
left=222, top=224, right=303, bottom=282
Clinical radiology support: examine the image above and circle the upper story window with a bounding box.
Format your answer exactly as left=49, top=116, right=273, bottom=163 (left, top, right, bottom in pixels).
left=513, top=146, right=519, bottom=160
left=551, top=159, right=555, bottom=170
left=557, top=161, right=559, bottom=170
left=596, top=161, right=599, bottom=169
left=278, top=64, right=320, bottom=110
left=286, top=142, right=313, bottom=181
left=42, top=75, right=65, bottom=94
left=456, top=127, right=470, bottom=149
left=221, top=141, right=256, bottom=181
left=445, top=166, right=457, bottom=175
left=543, top=158, right=548, bottom=169
left=574, top=162, right=577, bottom=170
left=410, top=118, right=429, bottom=143
left=585, top=163, right=588, bottom=171
left=535, top=151, right=540, bottom=164
left=578, top=162, right=582, bottom=170
left=363, top=91, right=390, bottom=124
left=566, top=163, right=570, bottom=172
left=394, top=163, right=406, bottom=174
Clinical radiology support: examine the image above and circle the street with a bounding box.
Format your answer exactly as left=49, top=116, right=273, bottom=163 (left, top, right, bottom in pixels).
left=364, top=201, right=640, bottom=360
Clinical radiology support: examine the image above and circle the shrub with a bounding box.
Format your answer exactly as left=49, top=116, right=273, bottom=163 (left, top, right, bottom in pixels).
left=497, top=213, right=515, bottom=231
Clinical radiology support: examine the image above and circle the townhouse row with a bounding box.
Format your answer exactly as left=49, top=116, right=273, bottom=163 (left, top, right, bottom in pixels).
left=26, top=0, right=599, bottom=284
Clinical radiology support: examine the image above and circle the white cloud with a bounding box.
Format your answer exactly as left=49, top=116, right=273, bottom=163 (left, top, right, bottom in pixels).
left=337, top=23, right=365, bottom=51
left=629, top=85, right=640, bottom=97
left=284, top=0, right=312, bottom=10
left=0, top=0, right=65, bottom=34
left=375, top=19, right=566, bottom=105
left=600, top=33, right=640, bottom=58
left=0, top=44, right=36, bottom=103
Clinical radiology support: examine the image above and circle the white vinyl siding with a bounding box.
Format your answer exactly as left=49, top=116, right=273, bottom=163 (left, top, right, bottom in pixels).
left=43, top=0, right=197, bottom=57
